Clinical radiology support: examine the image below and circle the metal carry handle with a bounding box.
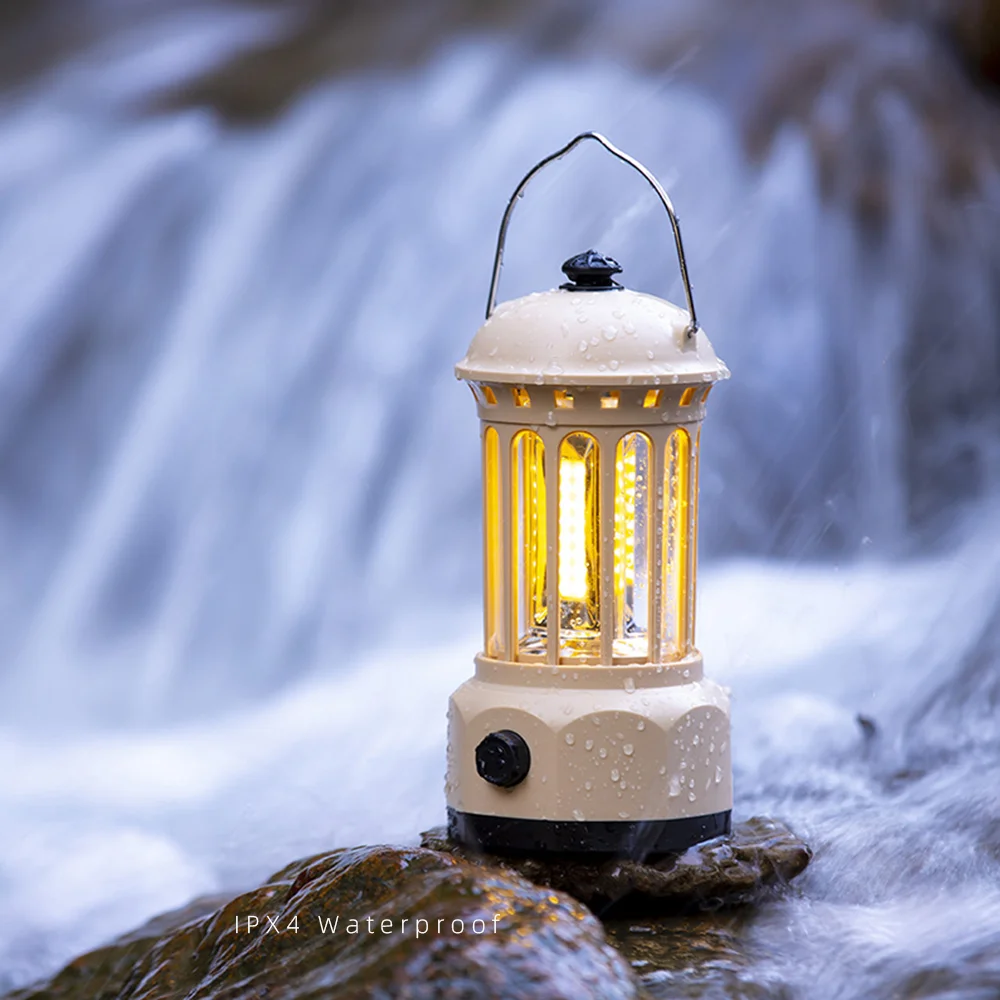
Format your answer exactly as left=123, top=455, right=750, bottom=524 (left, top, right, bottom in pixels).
left=485, top=131, right=699, bottom=337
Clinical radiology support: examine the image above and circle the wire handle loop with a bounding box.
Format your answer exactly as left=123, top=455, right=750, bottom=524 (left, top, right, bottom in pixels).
left=485, top=131, right=698, bottom=337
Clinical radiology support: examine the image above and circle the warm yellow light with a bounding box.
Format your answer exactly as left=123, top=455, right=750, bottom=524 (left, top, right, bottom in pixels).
left=558, top=433, right=600, bottom=649
left=514, top=431, right=547, bottom=658
left=559, top=453, right=588, bottom=600
left=614, top=444, right=637, bottom=601
left=483, top=426, right=502, bottom=658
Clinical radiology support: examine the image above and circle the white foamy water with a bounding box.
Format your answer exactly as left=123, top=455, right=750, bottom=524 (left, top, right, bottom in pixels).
left=1, top=3, right=999, bottom=996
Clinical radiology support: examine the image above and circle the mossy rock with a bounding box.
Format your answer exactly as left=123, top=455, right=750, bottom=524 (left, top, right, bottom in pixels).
left=6, top=845, right=643, bottom=1000
left=421, top=816, right=811, bottom=916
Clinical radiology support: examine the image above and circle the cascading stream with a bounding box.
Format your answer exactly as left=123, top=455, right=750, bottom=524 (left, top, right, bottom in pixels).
left=1, top=2, right=1000, bottom=996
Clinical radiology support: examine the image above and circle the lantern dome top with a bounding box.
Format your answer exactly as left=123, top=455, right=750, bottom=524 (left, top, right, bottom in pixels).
left=455, top=284, right=730, bottom=388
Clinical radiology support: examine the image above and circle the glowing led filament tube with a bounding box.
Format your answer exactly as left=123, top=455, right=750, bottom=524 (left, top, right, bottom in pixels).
left=559, top=454, right=588, bottom=600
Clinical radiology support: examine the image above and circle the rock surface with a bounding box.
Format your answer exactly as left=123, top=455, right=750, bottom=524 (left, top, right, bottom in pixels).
left=422, top=816, right=811, bottom=917
left=5, top=845, right=643, bottom=1000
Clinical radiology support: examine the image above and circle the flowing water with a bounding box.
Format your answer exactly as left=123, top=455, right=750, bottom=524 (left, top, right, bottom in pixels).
left=1, top=2, right=1000, bottom=996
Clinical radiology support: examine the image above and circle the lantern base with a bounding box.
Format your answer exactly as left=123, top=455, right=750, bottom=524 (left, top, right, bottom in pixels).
left=447, top=807, right=731, bottom=860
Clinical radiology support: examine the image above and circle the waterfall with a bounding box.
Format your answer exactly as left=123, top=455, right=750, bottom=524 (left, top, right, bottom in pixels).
left=2, top=1, right=1000, bottom=994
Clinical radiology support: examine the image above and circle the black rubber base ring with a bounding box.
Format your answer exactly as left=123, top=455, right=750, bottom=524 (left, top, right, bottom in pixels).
left=447, top=807, right=731, bottom=861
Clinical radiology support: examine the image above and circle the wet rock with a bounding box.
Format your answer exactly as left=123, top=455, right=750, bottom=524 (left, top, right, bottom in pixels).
left=6, top=845, right=642, bottom=1000
left=422, top=816, right=811, bottom=917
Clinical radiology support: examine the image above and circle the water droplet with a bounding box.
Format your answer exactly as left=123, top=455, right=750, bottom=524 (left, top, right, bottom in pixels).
left=624, top=320, right=636, bottom=334
left=546, top=411, right=556, bottom=426
left=565, top=733, right=576, bottom=746
left=619, top=779, right=627, bottom=789
left=577, top=315, right=588, bottom=324
left=715, top=765, right=723, bottom=784
left=669, top=774, right=681, bottom=796
left=688, top=791, right=697, bottom=802
left=623, top=744, right=634, bottom=756
left=693, top=735, right=700, bottom=746
left=603, top=325, right=617, bottom=341
left=598, top=748, right=608, bottom=759
left=592, top=717, right=602, bottom=726
left=578, top=339, right=589, bottom=352
left=584, top=739, right=594, bottom=751
left=646, top=350, right=655, bottom=360
left=541, top=775, right=547, bottom=783
left=613, top=308, right=625, bottom=320
left=624, top=678, right=636, bottom=694
left=659, top=765, right=667, bottom=775
left=618, top=810, right=629, bottom=819
left=609, top=359, right=619, bottom=370
left=534, top=374, right=544, bottom=385
left=611, top=768, right=620, bottom=781
left=573, top=809, right=585, bottom=821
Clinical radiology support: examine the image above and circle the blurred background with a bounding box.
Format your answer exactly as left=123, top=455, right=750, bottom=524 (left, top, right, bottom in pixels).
left=2, top=1, right=1000, bottom=996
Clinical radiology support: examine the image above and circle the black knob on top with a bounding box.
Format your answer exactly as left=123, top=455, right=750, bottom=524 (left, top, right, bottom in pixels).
left=560, top=249, right=623, bottom=291
left=475, top=730, right=531, bottom=788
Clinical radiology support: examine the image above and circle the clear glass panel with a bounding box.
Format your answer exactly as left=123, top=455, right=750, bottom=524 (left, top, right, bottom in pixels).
left=512, top=431, right=547, bottom=659
left=483, top=427, right=503, bottom=658
left=614, top=433, right=650, bottom=659
left=687, top=429, right=701, bottom=648
left=661, top=428, right=692, bottom=661
left=558, top=432, right=600, bottom=658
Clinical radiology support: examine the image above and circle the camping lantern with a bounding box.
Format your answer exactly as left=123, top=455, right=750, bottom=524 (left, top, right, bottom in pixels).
left=446, top=132, right=732, bottom=859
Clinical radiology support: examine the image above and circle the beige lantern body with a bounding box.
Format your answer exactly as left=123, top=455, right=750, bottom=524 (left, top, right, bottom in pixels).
left=446, top=133, right=733, bottom=858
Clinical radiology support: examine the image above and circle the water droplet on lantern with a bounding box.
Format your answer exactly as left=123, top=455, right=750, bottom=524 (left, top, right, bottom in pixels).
left=584, top=739, right=594, bottom=751
left=619, top=810, right=629, bottom=819
left=573, top=809, right=585, bottom=821
left=669, top=774, right=681, bottom=796
left=624, top=678, right=636, bottom=693
left=584, top=780, right=593, bottom=791
left=546, top=411, right=556, bottom=426
left=598, top=748, right=608, bottom=759
left=603, top=325, right=617, bottom=341
left=565, top=733, right=575, bottom=746
left=623, top=744, right=634, bottom=756
left=715, top=766, right=723, bottom=783
left=646, top=350, right=655, bottom=360
left=578, top=340, right=588, bottom=352
left=611, top=768, right=620, bottom=781
left=688, top=791, right=697, bottom=802
left=637, top=721, right=645, bottom=731
left=577, top=315, right=588, bottom=323
left=610, top=360, right=619, bottom=370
